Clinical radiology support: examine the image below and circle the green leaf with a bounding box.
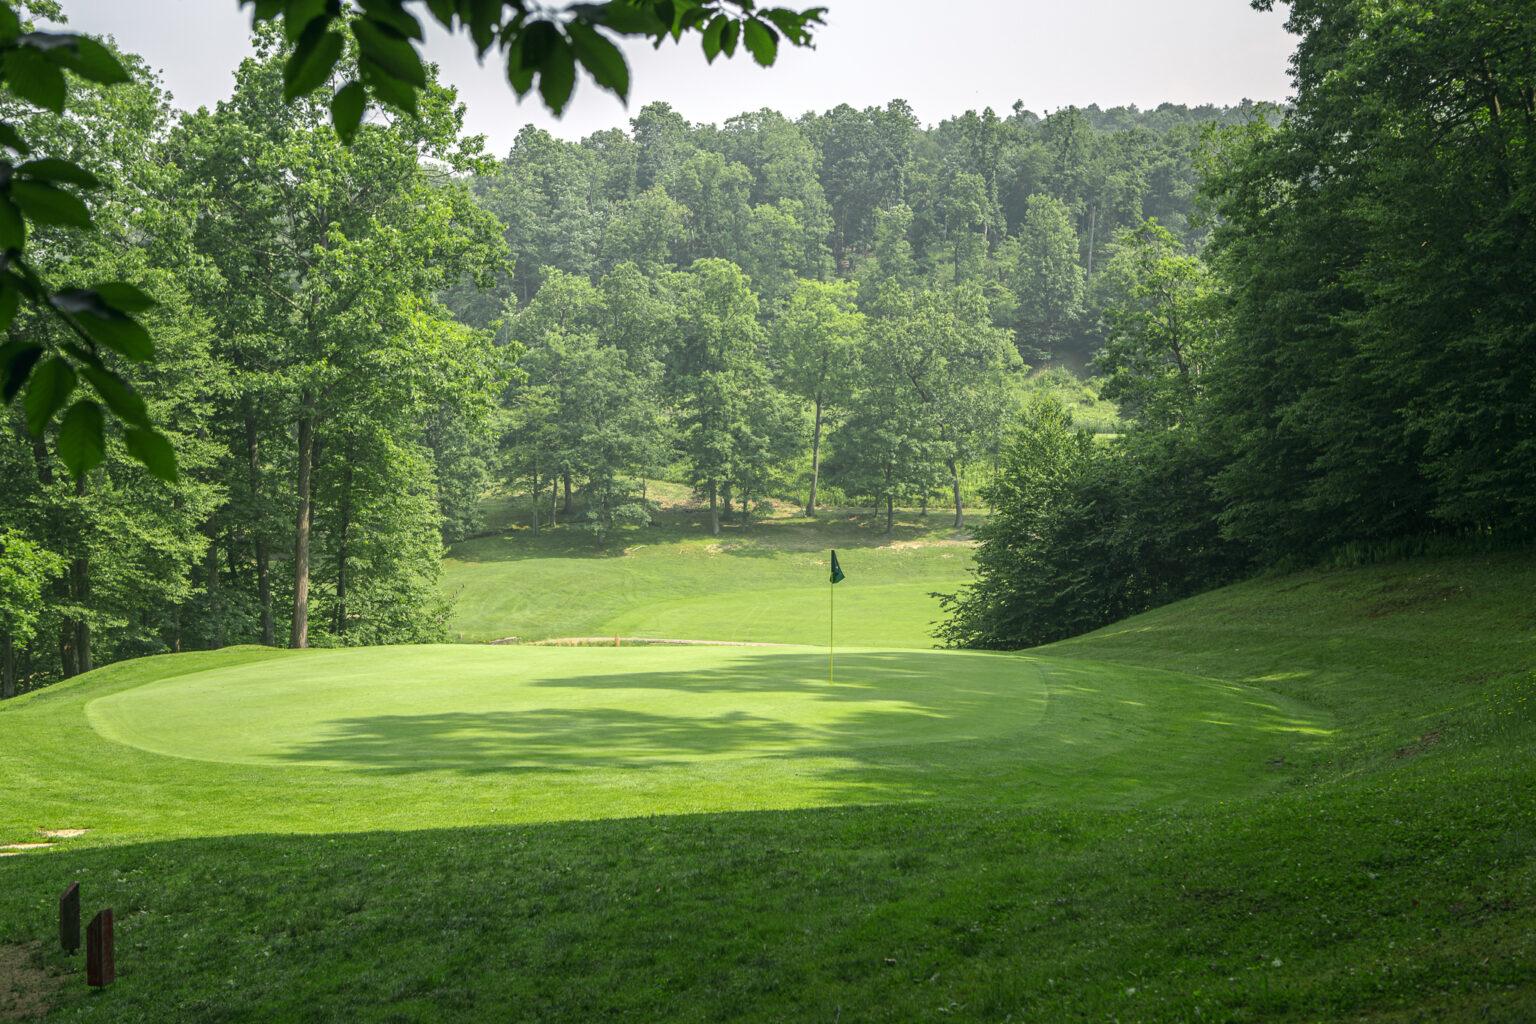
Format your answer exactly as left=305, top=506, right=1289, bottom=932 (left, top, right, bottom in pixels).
left=0, top=341, right=43, bottom=402
left=10, top=181, right=93, bottom=229
left=76, top=311, right=154, bottom=362
left=15, top=158, right=100, bottom=188
left=0, top=6, right=20, bottom=43
left=518, top=21, right=560, bottom=71
left=701, top=15, right=727, bottom=63
left=577, top=3, right=665, bottom=35
left=6, top=49, right=67, bottom=113
left=81, top=365, right=150, bottom=429
left=0, top=122, right=30, bottom=155
left=281, top=0, right=330, bottom=42
left=743, top=19, right=778, bottom=66
left=51, top=37, right=131, bottom=85
left=567, top=22, right=629, bottom=98
left=761, top=8, right=818, bottom=43
left=353, top=17, right=427, bottom=88
left=720, top=20, right=740, bottom=58
left=57, top=399, right=105, bottom=478
left=505, top=58, right=535, bottom=97
left=357, top=1, right=425, bottom=41
left=0, top=197, right=26, bottom=250
left=359, top=60, right=419, bottom=115
left=93, top=282, right=157, bottom=314
left=330, top=81, right=367, bottom=144
left=284, top=22, right=345, bottom=101
left=537, top=36, right=576, bottom=113
left=24, top=356, right=76, bottom=436
left=248, top=0, right=286, bottom=21
left=124, top=427, right=177, bottom=481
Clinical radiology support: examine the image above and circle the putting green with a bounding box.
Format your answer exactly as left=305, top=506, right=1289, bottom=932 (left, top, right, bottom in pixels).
left=53, top=643, right=1334, bottom=834
left=85, top=645, right=1053, bottom=768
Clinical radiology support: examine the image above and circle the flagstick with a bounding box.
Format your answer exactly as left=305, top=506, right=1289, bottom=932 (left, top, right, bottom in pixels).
left=829, top=572, right=835, bottom=686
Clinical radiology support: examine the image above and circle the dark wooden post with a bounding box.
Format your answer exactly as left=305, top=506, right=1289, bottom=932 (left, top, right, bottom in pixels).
left=59, top=883, right=79, bottom=954
left=86, top=909, right=114, bottom=987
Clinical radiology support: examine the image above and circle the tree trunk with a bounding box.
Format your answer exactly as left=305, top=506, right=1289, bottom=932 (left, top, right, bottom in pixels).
left=255, top=537, right=274, bottom=646
left=59, top=627, right=76, bottom=679
left=30, top=437, right=76, bottom=679
left=806, top=396, right=824, bottom=516
left=245, top=410, right=275, bottom=646
left=334, top=461, right=353, bottom=638
left=72, top=475, right=91, bottom=674
left=1086, top=203, right=1098, bottom=280
left=204, top=531, right=223, bottom=649
left=290, top=401, right=315, bottom=649
left=921, top=494, right=928, bottom=518
left=721, top=481, right=733, bottom=523
left=1, top=633, right=15, bottom=699
left=550, top=476, right=558, bottom=526
left=562, top=469, right=573, bottom=515
left=886, top=493, right=895, bottom=535
left=530, top=466, right=540, bottom=536
left=708, top=480, right=720, bottom=536
left=947, top=458, right=964, bottom=529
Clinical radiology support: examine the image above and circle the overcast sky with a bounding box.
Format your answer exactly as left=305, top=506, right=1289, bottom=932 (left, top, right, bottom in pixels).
left=49, top=0, right=1296, bottom=155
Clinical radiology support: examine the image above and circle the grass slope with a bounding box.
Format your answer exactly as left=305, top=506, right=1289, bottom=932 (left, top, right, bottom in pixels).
left=1, top=544, right=1533, bottom=1021
left=442, top=502, right=977, bottom=645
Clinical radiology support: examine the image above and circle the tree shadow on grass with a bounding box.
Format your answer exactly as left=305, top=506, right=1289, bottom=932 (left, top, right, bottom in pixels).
left=275, top=707, right=821, bottom=775
left=271, top=651, right=1028, bottom=777
left=267, top=650, right=1329, bottom=797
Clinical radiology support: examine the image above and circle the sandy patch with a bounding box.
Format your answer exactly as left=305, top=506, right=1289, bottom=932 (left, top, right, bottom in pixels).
left=38, top=830, right=87, bottom=840
left=0, top=944, right=64, bottom=1022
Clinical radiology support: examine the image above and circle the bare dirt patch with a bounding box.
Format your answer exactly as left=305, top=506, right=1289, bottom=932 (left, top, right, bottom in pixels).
left=1395, top=729, right=1444, bottom=759
left=38, top=830, right=87, bottom=840
left=0, top=845, right=50, bottom=853
left=0, top=944, right=65, bottom=1022
left=885, top=538, right=976, bottom=550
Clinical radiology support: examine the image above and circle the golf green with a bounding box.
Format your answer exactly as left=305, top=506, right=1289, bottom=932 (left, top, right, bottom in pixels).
left=86, top=646, right=1055, bottom=767
left=6, top=642, right=1330, bottom=847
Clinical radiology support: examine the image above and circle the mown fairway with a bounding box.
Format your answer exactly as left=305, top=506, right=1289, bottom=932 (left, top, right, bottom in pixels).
left=2, top=520, right=1534, bottom=1021
left=442, top=496, right=977, bottom=645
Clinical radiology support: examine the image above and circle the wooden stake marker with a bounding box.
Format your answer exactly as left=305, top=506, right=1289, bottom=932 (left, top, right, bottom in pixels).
left=59, top=882, right=79, bottom=955
left=86, top=909, right=114, bottom=987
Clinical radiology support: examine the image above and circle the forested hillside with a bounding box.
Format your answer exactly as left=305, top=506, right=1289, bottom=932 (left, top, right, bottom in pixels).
left=0, top=1, right=1264, bottom=694
left=943, top=0, right=1536, bottom=649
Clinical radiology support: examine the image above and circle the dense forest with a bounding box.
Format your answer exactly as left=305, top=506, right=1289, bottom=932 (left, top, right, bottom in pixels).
left=5, top=0, right=1530, bottom=692
left=942, top=0, right=1536, bottom=647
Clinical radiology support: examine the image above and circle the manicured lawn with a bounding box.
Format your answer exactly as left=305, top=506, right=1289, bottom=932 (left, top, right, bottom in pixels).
left=5, top=643, right=1326, bottom=845
left=441, top=503, right=979, bottom=645
left=1, top=540, right=1533, bottom=1021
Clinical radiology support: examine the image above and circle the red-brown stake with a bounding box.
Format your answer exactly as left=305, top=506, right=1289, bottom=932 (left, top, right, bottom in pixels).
left=85, top=909, right=114, bottom=987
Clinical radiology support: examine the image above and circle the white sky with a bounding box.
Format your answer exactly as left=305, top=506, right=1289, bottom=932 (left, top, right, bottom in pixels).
left=50, top=0, right=1297, bottom=154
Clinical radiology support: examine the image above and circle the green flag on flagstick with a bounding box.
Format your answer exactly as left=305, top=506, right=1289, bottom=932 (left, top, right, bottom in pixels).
left=830, top=550, right=845, bottom=585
